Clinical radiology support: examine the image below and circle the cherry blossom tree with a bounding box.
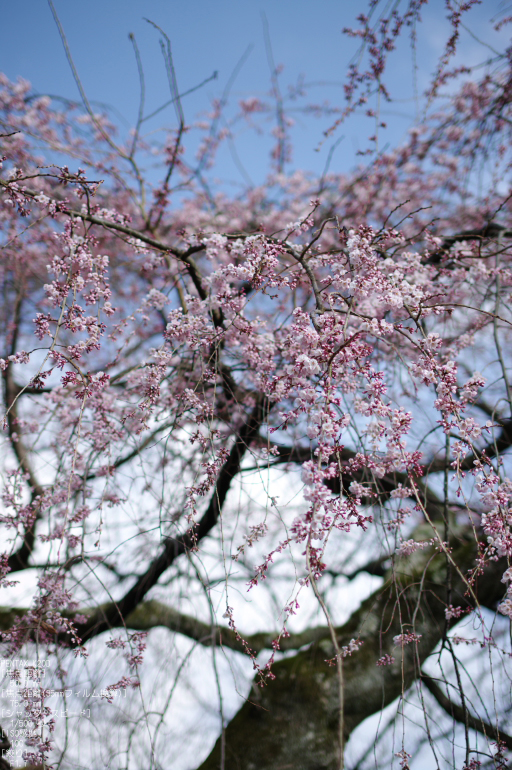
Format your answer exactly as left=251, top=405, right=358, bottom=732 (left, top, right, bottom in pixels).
left=1, top=3, right=512, bottom=769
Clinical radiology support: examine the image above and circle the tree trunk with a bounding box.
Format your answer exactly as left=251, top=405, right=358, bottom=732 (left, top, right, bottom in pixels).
left=197, top=537, right=505, bottom=770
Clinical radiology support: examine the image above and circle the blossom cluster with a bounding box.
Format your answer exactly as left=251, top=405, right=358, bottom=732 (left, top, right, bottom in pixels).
left=0, top=42, right=512, bottom=765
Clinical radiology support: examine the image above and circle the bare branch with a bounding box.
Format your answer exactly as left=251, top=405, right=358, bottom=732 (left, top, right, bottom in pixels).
left=79, top=395, right=273, bottom=641
left=422, top=673, right=512, bottom=751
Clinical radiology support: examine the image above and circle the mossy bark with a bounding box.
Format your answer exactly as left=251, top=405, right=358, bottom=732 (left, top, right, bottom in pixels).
left=197, top=539, right=505, bottom=770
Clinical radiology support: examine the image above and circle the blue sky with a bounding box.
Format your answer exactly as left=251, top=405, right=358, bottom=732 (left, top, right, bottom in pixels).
left=1, top=1, right=508, bottom=186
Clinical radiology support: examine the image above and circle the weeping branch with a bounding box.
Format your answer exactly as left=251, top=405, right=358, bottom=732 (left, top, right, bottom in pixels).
left=79, top=395, right=272, bottom=642
left=421, top=674, right=512, bottom=751
left=196, top=536, right=507, bottom=770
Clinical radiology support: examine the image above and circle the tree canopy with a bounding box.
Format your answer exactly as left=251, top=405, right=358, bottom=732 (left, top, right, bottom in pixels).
left=1, top=3, right=512, bottom=769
